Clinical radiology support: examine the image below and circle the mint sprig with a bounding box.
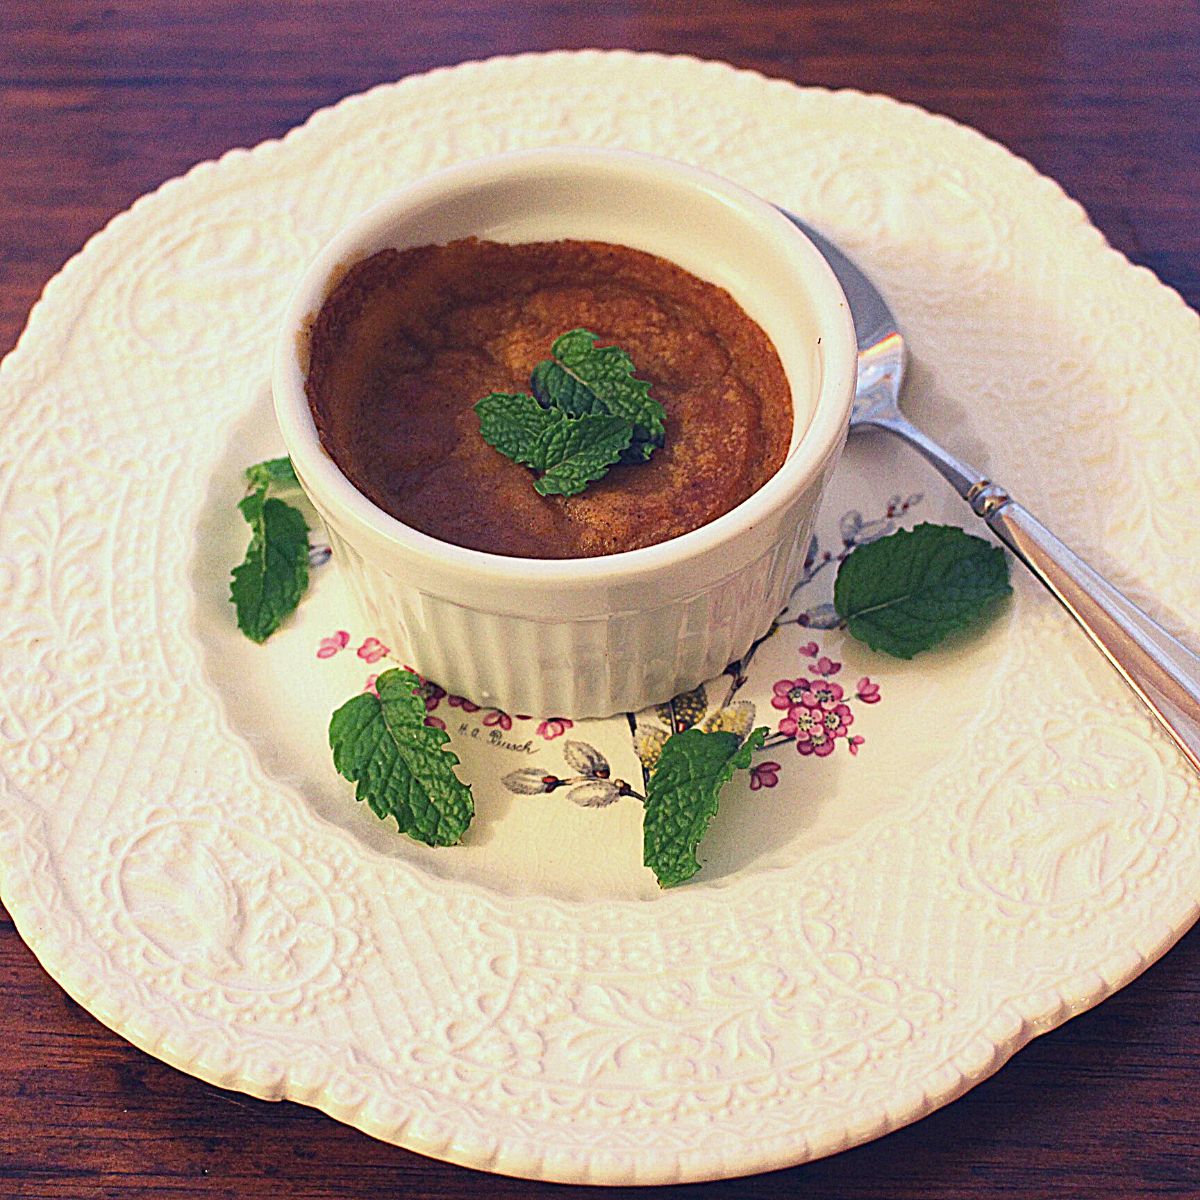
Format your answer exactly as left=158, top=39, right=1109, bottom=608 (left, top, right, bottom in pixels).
left=245, top=456, right=300, bottom=490
left=535, top=413, right=635, bottom=496
left=230, top=456, right=310, bottom=643
left=530, top=328, right=665, bottom=463
left=474, top=392, right=559, bottom=467
left=329, top=668, right=474, bottom=846
left=474, top=392, right=633, bottom=495
left=643, top=726, right=768, bottom=888
left=834, top=522, right=1011, bottom=658
left=476, top=328, right=665, bottom=496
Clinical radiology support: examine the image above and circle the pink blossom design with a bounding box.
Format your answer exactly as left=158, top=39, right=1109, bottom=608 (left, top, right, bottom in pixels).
left=768, top=639, right=881, bottom=759
left=779, top=706, right=823, bottom=748
left=820, top=703, right=854, bottom=740
left=363, top=674, right=379, bottom=696
left=802, top=678, right=845, bottom=710
left=357, top=637, right=389, bottom=663
left=772, top=677, right=811, bottom=711
left=424, top=714, right=446, bottom=731
left=749, top=761, right=781, bottom=790
left=537, top=718, right=574, bottom=740
left=797, top=725, right=836, bottom=757
left=483, top=709, right=512, bottom=731
left=447, top=694, right=480, bottom=713
left=317, top=630, right=350, bottom=659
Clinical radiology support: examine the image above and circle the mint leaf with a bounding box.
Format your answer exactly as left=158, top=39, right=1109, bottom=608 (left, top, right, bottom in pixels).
left=245, top=456, right=300, bottom=490
left=643, top=726, right=768, bottom=888
left=532, top=413, right=632, bottom=496
left=475, top=393, right=633, bottom=498
left=329, top=668, right=474, bottom=846
left=834, top=523, right=1011, bottom=658
left=531, top=328, right=666, bottom=463
left=230, top=487, right=310, bottom=643
left=476, top=330, right=665, bottom=495
left=531, top=358, right=594, bottom=417
left=475, top=392, right=558, bottom=467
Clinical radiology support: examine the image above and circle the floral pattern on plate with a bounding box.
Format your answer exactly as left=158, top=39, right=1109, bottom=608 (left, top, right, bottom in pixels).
left=311, top=500, right=912, bottom=802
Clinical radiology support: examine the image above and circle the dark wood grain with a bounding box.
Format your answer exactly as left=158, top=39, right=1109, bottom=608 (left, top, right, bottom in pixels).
left=2, top=2, right=1199, bottom=1196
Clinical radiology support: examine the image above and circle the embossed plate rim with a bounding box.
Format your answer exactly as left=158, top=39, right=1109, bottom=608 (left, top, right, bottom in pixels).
left=1, top=51, right=1199, bottom=1185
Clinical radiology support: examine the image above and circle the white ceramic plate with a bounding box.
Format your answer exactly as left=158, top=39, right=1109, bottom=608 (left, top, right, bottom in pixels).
left=2, top=52, right=1199, bottom=1186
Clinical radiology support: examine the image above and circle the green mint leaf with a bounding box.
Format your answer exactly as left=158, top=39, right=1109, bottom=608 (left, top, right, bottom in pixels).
left=834, top=522, right=1012, bottom=659
left=530, top=358, right=595, bottom=417
left=476, top=330, right=662, bottom=495
left=476, top=391, right=634, bottom=498
left=329, top=668, right=474, bottom=846
left=475, top=392, right=559, bottom=467
left=245, top=456, right=300, bottom=490
left=230, top=487, right=310, bottom=643
left=532, top=413, right=632, bottom=496
left=530, top=328, right=666, bottom=464
left=643, top=726, right=768, bottom=888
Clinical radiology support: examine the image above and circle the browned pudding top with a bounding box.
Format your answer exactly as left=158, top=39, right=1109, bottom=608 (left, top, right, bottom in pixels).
left=304, top=238, right=793, bottom=559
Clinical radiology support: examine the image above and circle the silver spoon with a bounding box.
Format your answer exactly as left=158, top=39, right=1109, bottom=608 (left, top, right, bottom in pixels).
left=784, top=212, right=1200, bottom=774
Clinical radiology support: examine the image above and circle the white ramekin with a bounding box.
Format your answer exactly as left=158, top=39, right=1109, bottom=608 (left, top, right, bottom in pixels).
left=273, top=148, right=856, bottom=718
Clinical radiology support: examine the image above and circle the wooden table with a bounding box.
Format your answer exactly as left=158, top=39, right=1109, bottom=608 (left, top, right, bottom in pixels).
left=3, top=3, right=1198, bottom=1196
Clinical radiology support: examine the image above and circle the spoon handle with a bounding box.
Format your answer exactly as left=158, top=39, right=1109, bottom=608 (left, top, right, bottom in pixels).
left=972, top=483, right=1200, bottom=773
left=866, top=411, right=1200, bottom=772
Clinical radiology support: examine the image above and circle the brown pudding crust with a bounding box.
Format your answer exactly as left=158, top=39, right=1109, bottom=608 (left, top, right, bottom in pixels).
left=304, top=238, right=793, bottom=559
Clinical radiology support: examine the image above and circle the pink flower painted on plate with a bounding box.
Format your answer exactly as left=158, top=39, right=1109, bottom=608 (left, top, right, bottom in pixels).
left=772, top=677, right=811, bottom=711
left=424, top=714, right=447, bottom=731
left=447, top=694, right=480, bottom=713
left=770, top=642, right=879, bottom=760
left=820, top=702, right=854, bottom=740
left=363, top=674, right=379, bottom=696
left=802, top=678, right=845, bottom=710
left=537, top=718, right=574, bottom=740
left=778, top=706, right=823, bottom=749
left=357, top=637, right=389, bottom=663
left=317, top=630, right=350, bottom=659
left=483, top=709, right=512, bottom=731
left=749, top=761, right=781, bottom=790
left=797, top=724, right=836, bottom=757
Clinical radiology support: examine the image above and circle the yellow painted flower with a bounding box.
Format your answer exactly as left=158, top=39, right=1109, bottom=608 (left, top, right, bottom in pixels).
left=655, top=684, right=708, bottom=733
left=634, top=726, right=670, bottom=774
left=700, top=700, right=757, bottom=740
